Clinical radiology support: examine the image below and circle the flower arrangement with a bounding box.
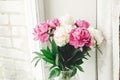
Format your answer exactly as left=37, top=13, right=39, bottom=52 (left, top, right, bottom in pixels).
left=32, top=15, right=105, bottom=80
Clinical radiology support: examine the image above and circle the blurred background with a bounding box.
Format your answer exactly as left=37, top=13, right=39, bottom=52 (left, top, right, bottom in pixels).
left=0, top=0, right=119, bottom=80
left=0, top=0, right=37, bottom=80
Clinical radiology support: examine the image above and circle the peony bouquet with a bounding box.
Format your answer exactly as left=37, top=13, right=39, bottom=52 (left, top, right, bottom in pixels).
left=32, top=15, right=105, bottom=80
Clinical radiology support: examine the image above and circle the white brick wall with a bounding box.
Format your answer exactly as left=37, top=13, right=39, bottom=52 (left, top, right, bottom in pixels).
left=0, top=1, right=24, bottom=13
left=0, top=0, right=35, bottom=80
left=0, top=37, right=12, bottom=47
left=0, top=14, right=8, bottom=25
left=10, top=14, right=25, bottom=26
left=0, top=27, right=11, bottom=36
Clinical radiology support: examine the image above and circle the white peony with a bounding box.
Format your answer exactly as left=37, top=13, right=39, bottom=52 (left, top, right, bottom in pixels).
left=88, top=27, right=105, bottom=47
left=54, top=25, right=75, bottom=47
left=59, top=15, right=74, bottom=26
left=64, top=25, right=76, bottom=33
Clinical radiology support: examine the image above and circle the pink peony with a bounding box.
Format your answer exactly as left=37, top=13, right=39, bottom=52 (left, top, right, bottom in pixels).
left=47, top=18, right=60, bottom=28
left=75, top=20, right=90, bottom=29
left=69, top=28, right=92, bottom=49
left=38, top=33, right=49, bottom=42
left=33, top=22, right=49, bottom=42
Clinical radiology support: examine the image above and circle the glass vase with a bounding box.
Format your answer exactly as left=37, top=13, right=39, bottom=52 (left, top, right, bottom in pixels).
left=54, top=70, right=78, bottom=80
left=60, top=70, right=72, bottom=80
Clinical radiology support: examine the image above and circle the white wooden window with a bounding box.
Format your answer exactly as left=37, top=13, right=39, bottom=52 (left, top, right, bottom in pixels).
left=24, top=0, right=45, bottom=80
left=25, top=0, right=120, bottom=80
left=97, top=0, right=119, bottom=80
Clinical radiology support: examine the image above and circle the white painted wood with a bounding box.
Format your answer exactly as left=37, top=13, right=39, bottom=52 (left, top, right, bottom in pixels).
left=35, top=0, right=45, bottom=22
left=112, top=0, right=119, bottom=80
left=24, top=0, right=44, bottom=80
left=97, top=0, right=119, bottom=80
left=44, top=0, right=97, bottom=80
left=97, top=0, right=113, bottom=80
left=44, top=0, right=96, bottom=27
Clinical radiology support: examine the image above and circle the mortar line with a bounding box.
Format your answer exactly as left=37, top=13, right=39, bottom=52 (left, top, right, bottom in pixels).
left=8, top=14, right=13, bottom=48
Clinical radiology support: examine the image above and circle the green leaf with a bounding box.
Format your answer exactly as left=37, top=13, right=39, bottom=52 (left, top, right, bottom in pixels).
left=31, top=56, right=40, bottom=62
left=67, top=49, right=80, bottom=62
left=70, top=66, right=77, bottom=77
left=83, top=56, right=88, bottom=60
left=50, top=65, right=56, bottom=70
left=47, top=46, right=51, bottom=53
left=72, top=49, right=80, bottom=55
left=55, top=53, right=59, bottom=66
left=49, top=68, right=60, bottom=79
left=76, top=65, right=84, bottom=72
left=60, top=55, right=65, bottom=62
left=32, top=52, right=45, bottom=67
left=59, top=61, right=65, bottom=71
left=35, top=59, right=41, bottom=67
left=74, top=59, right=83, bottom=65
left=87, top=52, right=91, bottom=57
left=33, top=52, right=44, bottom=58
left=32, top=52, right=44, bottom=62
left=87, top=47, right=91, bottom=51
left=33, top=52, right=41, bottom=56
left=97, top=47, right=103, bottom=54
left=41, top=49, right=53, bottom=59
left=95, top=40, right=103, bottom=54
left=43, top=57, right=54, bottom=64
left=51, top=39, right=58, bottom=54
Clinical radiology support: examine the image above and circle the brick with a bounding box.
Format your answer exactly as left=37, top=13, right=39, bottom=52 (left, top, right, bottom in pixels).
left=2, top=68, right=16, bottom=80
left=0, top=58, right=16, bottom=80
left=0, top=37, right=12, bottom=47
left=14, top=61, right=35, bottom=80
left=0, top=47, right=28, bottom=60
left=0, top=0, right=35, bottom=80
left=0, top=27, right=11, bottom=36
left=0, top=64, right=4, bottom=80
left=12, top=38, right=28, bottom=52
left=0, top=14, right=8, bottom=25
left=0, top=58, right=15, bottom=70
left=12, top=27, right=27, bottom=37
left=10, top=14, right=25, bottom=25
left=15, top=60, right=31, bottom=71
left=0, top=1, right=24, bottom=13
left=0, top=57, right=34, bottom=80
left=15, top=70, right=34, bottom=80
